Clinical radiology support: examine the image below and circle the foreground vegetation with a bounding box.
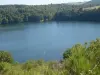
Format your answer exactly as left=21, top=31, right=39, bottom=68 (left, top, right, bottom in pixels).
left=0, top=2, right=100, bottom=25
left=0, top=39, right=100, bottom=75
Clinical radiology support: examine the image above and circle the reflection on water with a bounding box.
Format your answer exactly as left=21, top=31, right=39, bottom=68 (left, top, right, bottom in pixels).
left=0, top=22, right=100, bottom=62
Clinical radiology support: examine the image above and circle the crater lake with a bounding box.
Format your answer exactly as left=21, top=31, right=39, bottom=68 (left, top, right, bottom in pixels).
left=0, top=22, right=100, bottom=62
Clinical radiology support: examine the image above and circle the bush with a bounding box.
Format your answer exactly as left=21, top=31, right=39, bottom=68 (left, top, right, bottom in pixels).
left=0, top=39, right=99, bottom=75
left=22, top=61, right=34, bottom=70
left=63, top=39, right=100, bottom=75
left=63, top=48, right=71, bottom=59
left=0, top=51, right=13, bottom=63
left=0, top=62, right=11, bottom=72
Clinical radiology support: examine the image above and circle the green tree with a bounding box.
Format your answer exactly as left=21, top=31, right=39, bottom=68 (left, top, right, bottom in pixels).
left=23, top=16, right=28, bottom=22
left=0, top=14, right=2, bottom=24
left=0, top=51, right=13, bottom=63
left=2, top=18, right=8, bottom=24
left=63, top=48, right=71, bottom=59
left=0, top=18, right=2, bottom=24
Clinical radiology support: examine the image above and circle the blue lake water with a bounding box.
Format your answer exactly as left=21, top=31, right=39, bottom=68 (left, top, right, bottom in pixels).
left=0, top=22, right=100, bottom=62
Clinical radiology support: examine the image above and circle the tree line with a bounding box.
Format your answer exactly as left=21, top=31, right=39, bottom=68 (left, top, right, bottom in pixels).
left=0, top=4, right=100, bottom=25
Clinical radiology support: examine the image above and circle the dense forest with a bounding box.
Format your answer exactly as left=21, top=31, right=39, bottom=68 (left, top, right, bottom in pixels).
left=0, top=3, right=100, bottom=25
left=0, top=39, right=100, bottom=75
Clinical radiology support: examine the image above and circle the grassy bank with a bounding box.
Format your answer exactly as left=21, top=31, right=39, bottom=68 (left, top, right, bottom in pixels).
left=0, top=39, right=100, bottom=75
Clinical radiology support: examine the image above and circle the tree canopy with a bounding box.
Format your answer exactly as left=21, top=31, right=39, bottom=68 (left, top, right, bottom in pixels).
left=0, top=4, right=100, bottom=25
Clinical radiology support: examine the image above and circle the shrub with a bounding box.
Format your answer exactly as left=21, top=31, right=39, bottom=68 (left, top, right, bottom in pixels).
left=0, top=51, right=13, bottom=63
left=22, top=61, right=33, bottom=70
left=63, top=39, right=100, bottom=75
left=63, top=48, right=71, bottom=59
left=0, top=39, right=99, bottom=75
left=0, top=62, right=11, bottom=72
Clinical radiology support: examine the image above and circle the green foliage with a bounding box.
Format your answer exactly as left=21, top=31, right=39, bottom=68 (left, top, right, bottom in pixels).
left=22, top=61, right=34, bottom=70
left=63, top=39, right=100, bottom=75
left=63, top=48, right=71, bottom=59
left=2, top=18, right=8, bottom=24
left=0, top=51, right=13, bottom=63
left=0, top=19, right=2, bottom=24
left=0, top=15, right=2, bottom=24
left=0, top=39, right=100, bottom=75
left=0, top=62, right=11, bottom=73
left=0, top=4, right=100, bottom=25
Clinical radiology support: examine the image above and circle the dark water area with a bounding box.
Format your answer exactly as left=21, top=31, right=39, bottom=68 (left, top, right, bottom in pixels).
left=0, top=22, right=100, bottom=62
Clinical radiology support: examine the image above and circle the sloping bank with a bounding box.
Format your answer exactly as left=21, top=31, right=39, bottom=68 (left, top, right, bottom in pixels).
left=0, top=39, right=100, bottom=75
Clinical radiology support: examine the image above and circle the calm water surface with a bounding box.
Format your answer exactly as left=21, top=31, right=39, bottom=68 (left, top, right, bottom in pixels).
left=0, top=22, right=100, bottom=62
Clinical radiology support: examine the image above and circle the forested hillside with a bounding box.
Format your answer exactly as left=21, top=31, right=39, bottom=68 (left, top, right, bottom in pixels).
left=0, top=3, right=100, bottom=25
left=86, top=0, right=100, bottom=5
left=91, top=0, right=100, bottom=3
